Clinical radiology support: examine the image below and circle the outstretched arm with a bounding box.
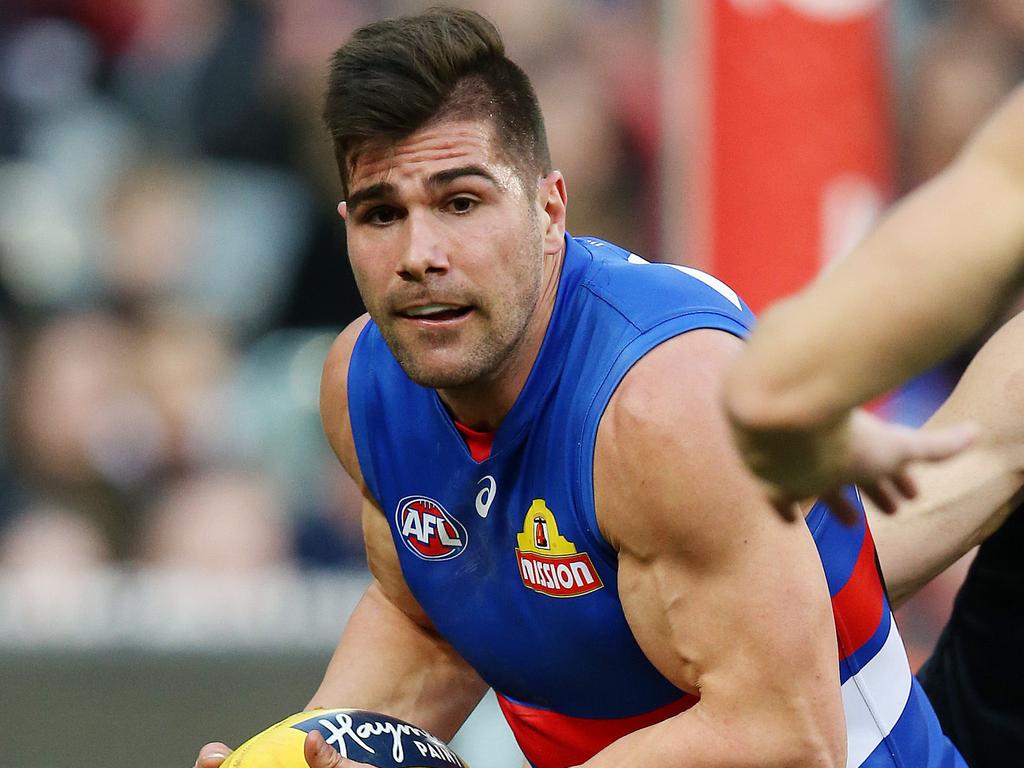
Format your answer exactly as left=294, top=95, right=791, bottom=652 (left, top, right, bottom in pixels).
left=869, top=311, right=1024, bottom=606
left=724, top=85, right=1024, bottom=517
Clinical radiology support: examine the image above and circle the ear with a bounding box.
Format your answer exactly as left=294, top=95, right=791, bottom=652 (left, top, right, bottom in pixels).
left=337, top=201, right=348, bottom=220
left=537, top=171, right=567, bottom=255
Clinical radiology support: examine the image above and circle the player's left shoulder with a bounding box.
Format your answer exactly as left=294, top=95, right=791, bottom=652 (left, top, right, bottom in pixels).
left=576, top=236, right=754, bottom=332
left=604, top=328, right=745, bottom=435
left=594, top=329, right=753, bottom=553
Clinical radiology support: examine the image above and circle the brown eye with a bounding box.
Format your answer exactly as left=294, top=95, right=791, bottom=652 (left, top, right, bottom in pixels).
left=447, top=196, right=478, bottom=214
left=365, top=206, right=401, bottom=225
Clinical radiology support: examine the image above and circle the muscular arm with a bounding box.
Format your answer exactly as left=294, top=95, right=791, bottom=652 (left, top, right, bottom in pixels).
left=582, top=331, right=845, bottom=768
left=869, top=311, right=1024, bottom=606
left=724, top=85, right=1024, bottom=512
left=310, top=317, right=488, bottom=740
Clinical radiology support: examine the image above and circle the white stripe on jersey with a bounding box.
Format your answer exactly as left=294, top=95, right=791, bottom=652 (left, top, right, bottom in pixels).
left=625, top=253, right=744, bottom=310
left=841, top=614, right=914, bottom=767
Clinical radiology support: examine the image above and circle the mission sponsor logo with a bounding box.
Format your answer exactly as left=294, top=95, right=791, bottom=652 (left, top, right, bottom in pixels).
left=515, top=499, right=603, bottom=598
left=395, top=496, right=467, bottom=561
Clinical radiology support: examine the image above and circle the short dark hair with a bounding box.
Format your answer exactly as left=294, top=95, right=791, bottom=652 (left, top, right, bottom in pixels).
left=322, top=7, right=551, bottom=195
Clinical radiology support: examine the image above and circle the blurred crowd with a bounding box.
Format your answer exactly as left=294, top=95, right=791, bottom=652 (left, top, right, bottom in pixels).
left=0, top=0, right=660, bottom=579
left=0, top=0, right=1020, bottom=659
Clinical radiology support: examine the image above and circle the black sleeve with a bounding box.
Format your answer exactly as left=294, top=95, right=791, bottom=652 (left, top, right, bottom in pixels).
left=918, top=503, right=1024, bottom=768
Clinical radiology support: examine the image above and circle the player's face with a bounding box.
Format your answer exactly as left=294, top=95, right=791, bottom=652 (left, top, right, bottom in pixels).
left=342, top=119, right=552, bottom=391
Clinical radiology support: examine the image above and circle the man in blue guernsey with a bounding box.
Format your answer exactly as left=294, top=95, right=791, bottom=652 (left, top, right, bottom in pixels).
left=197, top=8, right=1024, bottom=768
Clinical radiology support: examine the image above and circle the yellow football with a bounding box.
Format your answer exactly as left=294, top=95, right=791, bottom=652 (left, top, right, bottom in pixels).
left=221, top=709, right=469, bottom=768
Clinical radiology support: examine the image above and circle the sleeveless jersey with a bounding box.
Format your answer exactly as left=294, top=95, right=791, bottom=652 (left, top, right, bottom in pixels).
left=347, top=235, right=964, bottom=768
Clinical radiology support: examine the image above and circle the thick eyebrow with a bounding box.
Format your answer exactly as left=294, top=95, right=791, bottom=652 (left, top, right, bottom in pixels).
left=426, top=165, right=503, bottom=191
left=346, top=182, right=397, bottom=214
left=346, top=165, right=504, bottom=213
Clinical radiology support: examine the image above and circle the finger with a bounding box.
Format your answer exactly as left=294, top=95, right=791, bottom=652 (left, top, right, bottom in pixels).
left=824, top=490, right=862, bottom=526
left=907, top=422, right=978, bottom=462
left=766, top=486, right=800, bottom=522
left=862, top=481, right=897, bottom=516
left=196, top=743, right=232, bottom=768
left=773, top=497, right=800, bottom=522
left=878, top=476, right=903, bottom=508
left=304, top=730, right=372, bottom=768
left=305, top=730, right=340, bottom=768
left=891, top=470, right=917, bottom=500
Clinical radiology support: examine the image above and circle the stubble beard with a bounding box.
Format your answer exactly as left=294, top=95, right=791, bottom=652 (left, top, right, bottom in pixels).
left=379, top=236, right=545, bottom=391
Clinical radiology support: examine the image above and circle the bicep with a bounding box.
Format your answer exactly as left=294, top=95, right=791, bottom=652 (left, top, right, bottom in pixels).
left=616, top=523, right=837, bottom=707
left=596, top=331, right=843, bottom=744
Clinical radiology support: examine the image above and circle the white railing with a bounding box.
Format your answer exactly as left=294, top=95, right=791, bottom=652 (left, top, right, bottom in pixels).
left=0, top=566, right=368, bottom=650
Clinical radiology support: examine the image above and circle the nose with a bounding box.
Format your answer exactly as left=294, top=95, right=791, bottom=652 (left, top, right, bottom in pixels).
left=397, top=209, right=450, bottom=281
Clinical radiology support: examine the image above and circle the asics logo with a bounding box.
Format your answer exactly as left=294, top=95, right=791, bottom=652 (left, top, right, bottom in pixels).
left=475, top=476, right=496, bottom=518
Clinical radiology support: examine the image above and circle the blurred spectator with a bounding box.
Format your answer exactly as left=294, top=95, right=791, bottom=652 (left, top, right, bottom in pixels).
left=294, top=458, right=366, bottom=568
left=10, top=312, right=144, bottom=553
left=109, top=0, right=275, bottom=161
left=136, top=470, right=294, bottom=574
left=101, top=160, right=310, bottom=334
left=133, top=313, right=236, bottom=468
left=0, top=501, right=112, bottom=571
left=0, top=500, right=115, bottom=647
left=905, top=0, right=1024, bottom=185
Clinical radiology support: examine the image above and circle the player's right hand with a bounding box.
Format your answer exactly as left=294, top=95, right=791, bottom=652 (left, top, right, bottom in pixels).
left=192, top=734, right=373, bottom=768
left=195, top=742, right=232, bottom=768
left=303, top=729, right=374, bottom=768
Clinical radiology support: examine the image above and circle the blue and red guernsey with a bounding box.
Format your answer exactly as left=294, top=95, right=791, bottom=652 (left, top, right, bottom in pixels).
left=347, top=235, right=964, bottom=768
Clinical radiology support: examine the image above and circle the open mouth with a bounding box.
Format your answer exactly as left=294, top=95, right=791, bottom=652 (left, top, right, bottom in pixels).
left=399, top=304, right=473, bottom=322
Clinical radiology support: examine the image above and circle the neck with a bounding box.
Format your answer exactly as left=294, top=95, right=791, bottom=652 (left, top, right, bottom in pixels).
left=438, top=245, right=565, bottom=431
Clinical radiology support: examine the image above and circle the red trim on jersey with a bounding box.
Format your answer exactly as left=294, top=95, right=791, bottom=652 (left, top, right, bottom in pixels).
left=453, top=420, right=495, bottom=463
left=832, top=524, right=886, bottom=658
left=496, top=693, right=698, bottom=768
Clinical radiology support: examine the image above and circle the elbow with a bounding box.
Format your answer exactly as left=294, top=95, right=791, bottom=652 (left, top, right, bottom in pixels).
left=721, top=733, right=844, bottom=768
left=785, top=735, right=846, bottom=768
left=745, top=700, right=846, bottom=768
left=746, top=733, right=843, bottom=768
left=773, top=709, right=847, bottom=768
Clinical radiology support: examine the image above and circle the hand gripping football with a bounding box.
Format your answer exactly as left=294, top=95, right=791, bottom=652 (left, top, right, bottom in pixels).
left=221, top=709, right=469, bottom=768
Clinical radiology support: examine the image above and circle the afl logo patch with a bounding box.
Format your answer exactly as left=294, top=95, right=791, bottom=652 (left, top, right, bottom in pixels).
left=395, top=496, right=468, bottom=561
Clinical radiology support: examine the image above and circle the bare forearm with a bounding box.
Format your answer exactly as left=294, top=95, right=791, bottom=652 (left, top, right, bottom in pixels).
left=871, top=312, right=1024, bottom=603
left=576, top=703, right=839, bottom=768
left=307, top=581, right=487, bottom=740
left=870, top=450, right=1023, bottom=606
